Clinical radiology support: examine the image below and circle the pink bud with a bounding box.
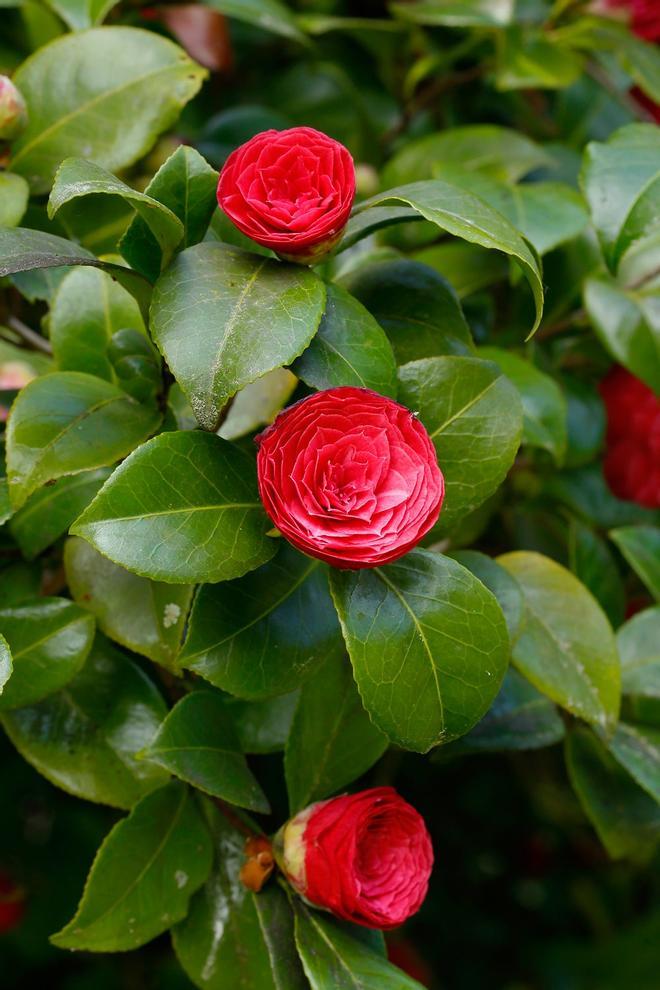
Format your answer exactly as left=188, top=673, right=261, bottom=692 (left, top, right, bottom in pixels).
left=0, top=76, right=28, bottom=141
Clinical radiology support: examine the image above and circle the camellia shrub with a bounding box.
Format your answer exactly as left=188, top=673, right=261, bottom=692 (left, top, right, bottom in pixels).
left=0, top=1, right=659, bottom=988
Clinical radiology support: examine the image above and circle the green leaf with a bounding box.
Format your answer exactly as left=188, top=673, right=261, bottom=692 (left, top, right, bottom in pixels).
left=610, top=526, right=660, bottom=601
left=449, top=549, right=524, bottom=643
left=173, top=809, right=308, bottom=990
left=546, top=464, right=660, bottom=531
left=580, top=123, right=660, bottom=272
left=607, top=722, right=660, bottom=805
left=0, top=597, right=95, bottom=711
left=479, top=347, right=567, bottom=464
left=340, top=258, right=474, bottom=363
left=41, top=0, right=120, bottom=31
left=617, top=607, right=660, bottom=726
left=106, top=328, right=162, bottom=404
left=50, top=267, right=146, bottom=382
left=6, top=371, right=161, bottom=510
left=179, top=542, right=343, bottom=698
left=583, top=273, right=660, bottom=394
left=285, top=655, right=388, bottom=812
left=150, top=243, right=326, bottom=431
left=565, top=726, right=660, bottom=859
left=143, top=691, right=270, bottom=812
left=51, top=781, right=213, bottom=951
left=498, top=552, right=620, bottom=732
left=121, top=146, right=218, bottom=281
left=381, top=124, right=550, bottom=188
left=1, top=635, right=168, bottom=809
left=329, top=549, right=509, bottom=752
left=496, top=26, right=583, bottom=91
left=218, top=368, right=297, bottom=442
left=414, top=242, right=508, bottom=298
left=432, top=168, right=588, bottom=257
left=568, top=519, right=625, bottom=629
left=225, top=692, right=299, bottom=754
left=0, top=227, right=152, bottom=318
left=72, top=430, right=275, bottom=584
left=294, top=901, right=425, bottom=989
left=0, top=562, right=42, bottom=606
left=205, top=0, right=306, bottom=42
left=562, top=374, right=606, bottom=469
left=0, top=635, right=12, bottom=696
left=389, top=0, right=512, bottom=28
left=49, top=158, right=184, bottom=279
left=9, top=468, right=111, bottom=559
left=293, top=283, right=397, bottom=397
left=354, top=180, right=544, bottom=333
left=0, top=172, right=29, bottom=227
left=397, top=356, right=522, bottom=532
left=11, top=27, right=206, bottom=194
left=64, top=537, right=192, bottom=668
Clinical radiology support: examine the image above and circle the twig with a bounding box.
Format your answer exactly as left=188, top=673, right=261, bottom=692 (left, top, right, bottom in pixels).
left=6, top=315, right=53, bottom=355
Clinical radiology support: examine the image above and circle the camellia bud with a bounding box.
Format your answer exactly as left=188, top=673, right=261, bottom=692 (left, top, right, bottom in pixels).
left=0, top=869, right=25, bottom=933
left=274, top=787, right=433, bottom=930
left=0, top=76, right=28, bottom=141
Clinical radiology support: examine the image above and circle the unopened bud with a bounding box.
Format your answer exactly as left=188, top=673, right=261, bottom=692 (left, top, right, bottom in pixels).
left=0, top=76, right=28, bottom=141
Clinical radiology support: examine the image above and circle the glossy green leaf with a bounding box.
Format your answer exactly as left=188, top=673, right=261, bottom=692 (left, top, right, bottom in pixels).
left=607, top=722, right=660, bottom=805
left=11, top=27, right=206, bottom=194
left=6, top=371, right=161, bottom=510
left=150, top=243, right=326, bottom=430
left=397, top=356, right=522, bottom=532
left=0, top=479, right=12, bottom=526
left=9, top=468, right=111, bottom=559
left=580, top=123, right=660, bottom=272
left=479, top=347, right=567, bottom=464
left=354, top=181, right=544, bottom=333
left=618, top=607, right=660, bottom=726
left=293, top=283, right=397, bottom=397
left=218, top=368, right=297, bottom=442
left=1, top=635, right=168, bottom=808
left=50, top=267, right=146, bottom=382
left=444, top=669, right=564, bottom=755
left=0, top=635, right=12, bottom=696
left=225, top=692, right=299, bottom=754
left=330, top=550, right=509, bottom=752
left=498, top=552, right=620, bottom=732
left=381, top=124, right=550, bottom=188
left=285, top=655, right=388, bottom=812
left=340, top=258, right=473, bottom=363
left=64, top=537, right=192, bottom=667
left=0, top=597, right=95, bottom=712
left=432, top=168, right=588, bottom=257
left=121, top=146, right=218, bottom=281
left=566, top=726, right=660, bottom=859
left=205, top=0, right=306, bottom=42
left=49, top=158, right=184, bottom=277
left=71, top=431, right=274, bottom=583
left=0, top=562, right=41, bottom=606
left=0, top=227, right=152, bottom=317
left=496, top=26, right=583, bottom=91
left=584, top=273, right=660, bottom=394
left=610, top=526, right=660, bottom=601
left=143, top=691, right=269, bottom=812
left=41, top=0, right=120, bottom=30
left=173, top=809, right=308, bottom=990
left=294, top=901, right=425, bottom=989
left=180, top=542, right=343, bottom=698
left=51, top=781, right=213, bottom=951
left=449, top=549, right=524, bottom=643
left=568, top=519, right=625, bottom=629
left=0, top=172, right=29, bottom=227
left=390, top=0, right=512, bottom=27
left=414, top=242, right=508, bottom=299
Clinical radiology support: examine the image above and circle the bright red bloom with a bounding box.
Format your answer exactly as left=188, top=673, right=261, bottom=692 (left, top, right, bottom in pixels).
left=600, top=366, right=660, bottom=508
left=217, top=126, right=355, bottom=261
left=255, top=387, right=444, bottom=569
left=277, top=787, right=433, bottom=929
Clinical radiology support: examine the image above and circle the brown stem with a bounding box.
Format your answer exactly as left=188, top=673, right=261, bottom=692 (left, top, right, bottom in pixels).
left=6, top=316, right=53, bottom=355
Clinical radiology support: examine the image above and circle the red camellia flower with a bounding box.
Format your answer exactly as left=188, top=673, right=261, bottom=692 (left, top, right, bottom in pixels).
left=256, top=387, right=444, bottom=569
left=600, top=366, right=660, bottom=508
left=217, top=126, right=355, bottom=262
left=276, top=787, right=433, bottom=929
left=605, top=0, right=660, bottom=41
